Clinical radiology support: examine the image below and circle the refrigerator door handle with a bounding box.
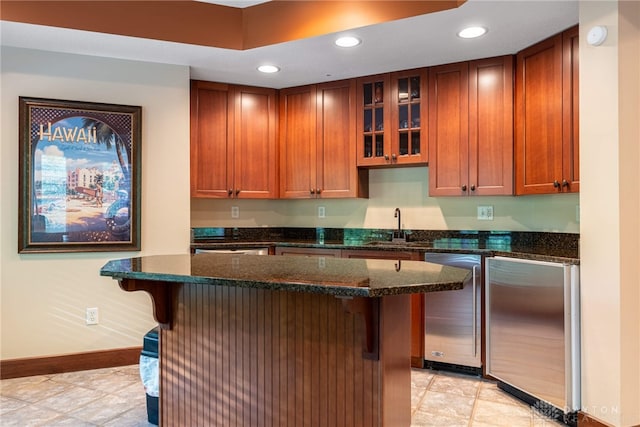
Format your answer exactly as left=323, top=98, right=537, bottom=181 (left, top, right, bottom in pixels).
left=472, top=264, right=477, bottom=357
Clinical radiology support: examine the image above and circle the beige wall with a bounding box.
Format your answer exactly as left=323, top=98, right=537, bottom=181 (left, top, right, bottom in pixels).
left=192, top=167, right=581, bottom=232
left=580, top=1, right=640, bottom=426
left=2, top=5, right=639, bottom=425
left=0, top=47, right=191, bottom=359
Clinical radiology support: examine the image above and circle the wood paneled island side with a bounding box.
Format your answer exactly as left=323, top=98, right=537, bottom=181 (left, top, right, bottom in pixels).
left=101, top=254, right=468, bottom=426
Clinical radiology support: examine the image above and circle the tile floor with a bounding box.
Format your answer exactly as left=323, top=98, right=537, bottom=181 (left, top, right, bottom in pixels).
left=0, top=365, right=565, bottom=426
left=410, top=369, right=565, bottom=427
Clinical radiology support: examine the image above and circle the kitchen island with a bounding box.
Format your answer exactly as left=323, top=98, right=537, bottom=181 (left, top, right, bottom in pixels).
left=101, top=253, right=469, bottom=427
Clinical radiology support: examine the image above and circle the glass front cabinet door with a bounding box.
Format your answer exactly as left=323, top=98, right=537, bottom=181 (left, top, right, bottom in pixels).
left=356, top=74, right=390, bottom=166
left=391, top=69, right=428, bottom=165
left=356, top=71, right=427, bottom=167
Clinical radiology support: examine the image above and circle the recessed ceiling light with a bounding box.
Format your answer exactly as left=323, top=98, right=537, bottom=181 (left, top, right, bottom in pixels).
left=457, top=26, right=487, bottom=39
left=335, top=36, right=361, bottom=48
left=257, top=64, right=280, bottom=73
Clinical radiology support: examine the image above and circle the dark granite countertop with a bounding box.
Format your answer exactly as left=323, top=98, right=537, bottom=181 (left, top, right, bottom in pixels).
left=100, top=253, right=468, bottom=297
left=190, top=228, right=580, bottom=264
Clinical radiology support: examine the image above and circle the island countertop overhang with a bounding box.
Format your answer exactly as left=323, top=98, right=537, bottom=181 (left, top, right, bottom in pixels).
left=100, top=253, right=468, bottom=297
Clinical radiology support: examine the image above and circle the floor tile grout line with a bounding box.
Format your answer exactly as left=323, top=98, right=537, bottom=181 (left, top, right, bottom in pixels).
left=468, top=380, right=482, bottom=427
left=411, top=370, right=436, bottom=418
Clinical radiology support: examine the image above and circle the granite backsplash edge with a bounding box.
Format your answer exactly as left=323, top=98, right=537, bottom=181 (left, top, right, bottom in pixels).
left=191, top=227, right=579, bottom=259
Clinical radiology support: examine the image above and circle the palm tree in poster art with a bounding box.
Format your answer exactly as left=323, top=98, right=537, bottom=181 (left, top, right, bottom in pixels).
left=81, top=118, right=132, bottom=238
left=81, top=118, right=131, bottom=189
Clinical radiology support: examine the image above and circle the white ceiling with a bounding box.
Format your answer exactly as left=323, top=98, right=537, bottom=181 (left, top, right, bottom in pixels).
left=0, top=0, right=578, bottom=89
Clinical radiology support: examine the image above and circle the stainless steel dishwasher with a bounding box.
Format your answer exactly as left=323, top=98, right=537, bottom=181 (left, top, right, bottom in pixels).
left=486, top=256, right=580, bottom=424
left=424, top=253, right=482, bottom=375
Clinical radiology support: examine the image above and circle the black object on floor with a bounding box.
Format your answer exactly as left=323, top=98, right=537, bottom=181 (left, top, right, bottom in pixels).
left=141, top=327, right=159, bottom=426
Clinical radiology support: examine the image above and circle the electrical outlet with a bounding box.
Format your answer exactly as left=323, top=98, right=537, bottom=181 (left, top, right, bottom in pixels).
left=231, top=206, right=239, bottom=218
left=318, top=206, right=326, bottom=218
left=477, top=205, right=494, bottom=220
left=86, top=307, right=99, bottom=325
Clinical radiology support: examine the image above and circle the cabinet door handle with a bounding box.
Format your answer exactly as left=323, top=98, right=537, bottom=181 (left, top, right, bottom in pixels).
left=470, top=184, right=476, bottom=192
left=316, top=188, right=322, bottom=195
left=235, top=189, right=240, bottom=196
left=228, top=189, right=233, bottom=196
left=310, top=189, right=315, bottom=195
left=553, top=180, right=560, bottom=188
left=384, top=154, right=389, bottom=161
left=562, top=179, right=569, bottom=188
left=461, top=185, right=467, bottom=192
left=391, top=153, right=397, bottom=161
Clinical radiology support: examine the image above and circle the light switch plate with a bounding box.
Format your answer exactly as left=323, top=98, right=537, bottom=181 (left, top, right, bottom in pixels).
left=231, top=206, right=239, bottom=218
left=477, top=205, right=494, bottom=220
left=318, top=206, right=326, bottom=218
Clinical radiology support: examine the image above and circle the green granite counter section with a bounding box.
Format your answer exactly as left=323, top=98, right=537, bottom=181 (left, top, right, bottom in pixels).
left=191, top=228, right=580, bottom=264
left=100, top=253, right=467, bottom=297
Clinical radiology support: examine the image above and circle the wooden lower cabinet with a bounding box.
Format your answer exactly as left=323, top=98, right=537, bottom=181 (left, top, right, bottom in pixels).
left=275, top=247, right=425, bottom=367
left=341, top=249, right=425, bottom=368
left=274, top=246, right=342, bottom=257
left=157, top=281, right=411, bottom=426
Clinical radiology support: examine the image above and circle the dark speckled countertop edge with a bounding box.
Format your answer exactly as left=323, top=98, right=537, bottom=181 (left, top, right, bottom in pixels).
left=101, top=255, right=467, bottom=297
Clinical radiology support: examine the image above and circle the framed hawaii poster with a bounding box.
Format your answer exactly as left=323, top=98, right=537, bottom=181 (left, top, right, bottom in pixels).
left=18, top=97, right=141, bottom=253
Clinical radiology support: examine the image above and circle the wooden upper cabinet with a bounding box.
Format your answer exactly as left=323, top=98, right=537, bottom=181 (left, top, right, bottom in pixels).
left=279, top=85, right=316, bottom=198
left=356, top=74, right=391, bottom=166
left=191, top=81, right=232, bottom=198
left=233, top=85, right=278, bottom=198
left=428, top=57, right=514, bottom=196
left=316, top=80, right=366, bottom=198
left=356, top=71, right=427, bottom=167
left=280, top=80, right=367, bottom=199
left=190, top=80, right=278, bottom=199
left=428, top=62, right=470, bottom=195
left=515, top=26, right=578, bottom=195
left=390, top=69, right=428, bottom=165
left=469, top=56, right=514, bottom=196
left=562, top=25, right=579, bottom=193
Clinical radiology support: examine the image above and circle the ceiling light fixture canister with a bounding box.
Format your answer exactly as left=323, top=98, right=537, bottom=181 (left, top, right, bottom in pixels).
left=457, top=26, right=487, bottom=39
left=257, top=64, right=280, bottom=73
left=335, top=36, right=361, bottom=48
